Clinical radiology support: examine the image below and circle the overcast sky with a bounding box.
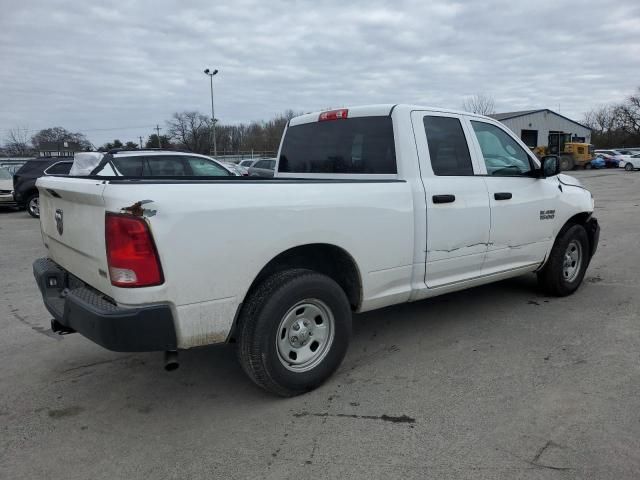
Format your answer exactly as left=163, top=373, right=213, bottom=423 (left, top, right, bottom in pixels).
left=1, top=0, right=639, bottom=146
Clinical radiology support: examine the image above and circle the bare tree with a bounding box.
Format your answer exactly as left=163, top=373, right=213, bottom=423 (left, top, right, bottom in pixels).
left=462, top=94, right=496, bottom=115
left=167, top=111, right=211, bottom=153
left=4, top=126, right=32, bottom=156
left=618, top=87, right=640, bottom=136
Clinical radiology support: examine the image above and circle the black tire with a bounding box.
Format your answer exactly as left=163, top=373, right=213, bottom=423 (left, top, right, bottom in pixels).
left=559, top=156, right=574, bottom=171
left=537, top=224, right=590, bottom=296
left=585, top=162, right=592, bottom=170
left=26, top=192, right=40, bottom=218
left=237, top=269, right=352, bottom=396
left=624, top=163, right=633, bottom=171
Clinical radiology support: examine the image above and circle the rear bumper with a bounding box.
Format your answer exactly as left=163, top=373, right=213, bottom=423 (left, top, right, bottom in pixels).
left=33, top=257, right=177, bottom=352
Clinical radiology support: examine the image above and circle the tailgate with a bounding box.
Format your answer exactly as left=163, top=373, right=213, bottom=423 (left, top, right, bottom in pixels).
left=37, top=176, right=112, bottom=295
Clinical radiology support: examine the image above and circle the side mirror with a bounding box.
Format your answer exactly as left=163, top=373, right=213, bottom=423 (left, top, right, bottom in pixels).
left=540, top=155, right=561, bottom=177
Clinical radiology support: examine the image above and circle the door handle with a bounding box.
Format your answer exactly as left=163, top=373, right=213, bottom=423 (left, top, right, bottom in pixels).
left=494, top=192, right=512, bottom=200
left=432, top=194, right=456, bottom=204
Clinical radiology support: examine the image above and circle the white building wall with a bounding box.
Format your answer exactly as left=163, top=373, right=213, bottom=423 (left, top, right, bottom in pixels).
left=500, top=110, right=591, bottom=147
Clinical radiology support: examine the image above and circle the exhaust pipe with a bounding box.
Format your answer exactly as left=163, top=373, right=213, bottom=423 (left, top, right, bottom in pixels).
left=164, top=350, right=179, bottom=371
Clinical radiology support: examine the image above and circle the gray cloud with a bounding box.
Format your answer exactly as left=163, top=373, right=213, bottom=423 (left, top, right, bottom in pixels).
left=1, top=0, right=639, bottom=146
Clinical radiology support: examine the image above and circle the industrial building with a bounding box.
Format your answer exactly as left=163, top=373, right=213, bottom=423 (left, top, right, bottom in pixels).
left=490, top=109, right=592, bottom=149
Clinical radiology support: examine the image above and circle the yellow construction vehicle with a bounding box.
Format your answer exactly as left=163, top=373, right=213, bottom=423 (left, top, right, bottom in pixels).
left=533, top=132, right=594, bottom=170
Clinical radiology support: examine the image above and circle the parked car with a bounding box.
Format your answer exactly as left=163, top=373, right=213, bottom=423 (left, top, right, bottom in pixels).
left=33, top=104, right=599, bottom=396
left=0, top=167, right=17, bottom=208
left=586, top=156, right=606, bottom=169
left=248, top=158, right=276, bottom=177
left=615, top=149, right=636, bottom=157
left=593, top=151, right=621, bottom=168
left=595, top=149, right=623, bottom=157
left=90, top=150, right=236, bottom=177
left=620, top=153, right=640, bottom=171
left=239, top=159, right=257, bottom=168
left=13, top=157, right=74, bottom=217
left=222, top=161, right=246, bottom=176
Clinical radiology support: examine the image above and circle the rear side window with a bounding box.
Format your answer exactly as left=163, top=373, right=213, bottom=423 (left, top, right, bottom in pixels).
left=186, top=157, right=230, bottom=176
left=18, top=160, right=51, bottom=174
left=143, top=156, right=187, bottom=176
left=45, top=161, right=73, bottom=175
left=423, top=116, right=473, bottom=176
left=279, top=117, right=396, bottom=174
left=112, top=157, right=144, bottom=176
left=111, top=156, right=188, bottom=176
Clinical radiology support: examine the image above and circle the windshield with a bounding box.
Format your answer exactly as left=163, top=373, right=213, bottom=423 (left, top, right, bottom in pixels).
left=0, top=167, right=12, bottom=180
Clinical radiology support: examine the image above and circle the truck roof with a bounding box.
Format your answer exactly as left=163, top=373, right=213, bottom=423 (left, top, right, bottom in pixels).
left=289, top=104, right=493, bottom=126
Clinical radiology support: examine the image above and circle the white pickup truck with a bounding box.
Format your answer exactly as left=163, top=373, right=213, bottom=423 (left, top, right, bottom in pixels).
left=34, top=104, right=599, bottom=396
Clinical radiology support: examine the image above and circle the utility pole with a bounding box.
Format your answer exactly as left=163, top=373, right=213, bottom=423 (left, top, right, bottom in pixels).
left=203, top=68, right=219, bottom=156
left=155, top=125, right=161, bottom=149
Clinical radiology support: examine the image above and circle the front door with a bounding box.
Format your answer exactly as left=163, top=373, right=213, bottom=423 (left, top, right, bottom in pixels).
left=467, top=119, right=560, bottom=274
left=411, top=111, right=491, bottom=288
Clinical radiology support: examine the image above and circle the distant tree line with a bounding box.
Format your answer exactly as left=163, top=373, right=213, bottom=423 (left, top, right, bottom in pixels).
left=161, top=109, right=298, bottom=154
left=582, top=86, right=640, bottom=148
left=97, top=109, right=299, bottom=154
left=2, top=126, right=92, bottom=156
left=1, top=110, right=299, bottom=157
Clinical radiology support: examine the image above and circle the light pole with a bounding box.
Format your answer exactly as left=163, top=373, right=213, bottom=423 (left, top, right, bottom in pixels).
left=203, top=68, right=218, bottom=156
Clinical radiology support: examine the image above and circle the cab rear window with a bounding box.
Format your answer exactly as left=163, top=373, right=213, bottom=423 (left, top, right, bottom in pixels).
left=278, top=116, right=396, bottom=174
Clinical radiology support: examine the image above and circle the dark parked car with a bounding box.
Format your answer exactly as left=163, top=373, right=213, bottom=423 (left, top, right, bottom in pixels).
left=13, top=158, right=74, bottom=217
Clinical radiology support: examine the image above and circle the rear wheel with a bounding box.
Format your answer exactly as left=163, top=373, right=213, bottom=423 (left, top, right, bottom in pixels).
left=26, top=193, right=40, bottom=218
left=538, top=224, right=589, bottom=296
left=585, top=162, right=592, bottom=170
left=625, top=163, right=633, bottom=171
left=237, top=269, right=352, bottom=396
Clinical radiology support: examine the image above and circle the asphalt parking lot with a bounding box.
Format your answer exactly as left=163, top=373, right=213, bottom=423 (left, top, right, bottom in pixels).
left=1, top=169, right=639, bottom=479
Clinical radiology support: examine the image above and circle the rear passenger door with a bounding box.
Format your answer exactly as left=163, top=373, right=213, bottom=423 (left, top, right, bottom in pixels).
left=411, top=111, right=491, bottom=288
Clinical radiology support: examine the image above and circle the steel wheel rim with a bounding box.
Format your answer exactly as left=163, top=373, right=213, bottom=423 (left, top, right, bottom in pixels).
left=29, top=196, right=39, bottom=216
left=562, top=240, right=582, bottom=283
left=276, top=298, right=335, bottom=372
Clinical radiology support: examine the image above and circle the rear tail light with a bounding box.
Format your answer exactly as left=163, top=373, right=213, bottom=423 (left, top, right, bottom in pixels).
left=105, top=213, right=164, bottom=287
left=318, top=108, right=348, bottom=122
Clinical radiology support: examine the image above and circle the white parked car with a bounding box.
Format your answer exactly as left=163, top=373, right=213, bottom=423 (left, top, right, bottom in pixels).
left=92, top=150, right=236, bottom=177
left=620, top=153, right=640, bottom=171
left=595, top=149, right=625, bottom=159
left=33, top=104, right=599, bottom=396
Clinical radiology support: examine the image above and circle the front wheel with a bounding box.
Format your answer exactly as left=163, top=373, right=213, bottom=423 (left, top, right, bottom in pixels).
left=237, top=269, right=352, bottom=396
left=559, top=156, right=574, bottom=171
left=26, top=193, right=40, bottom=218
left=538, top=224, right=590, bottom=296
left=625, top=163, right=633, bottom=171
